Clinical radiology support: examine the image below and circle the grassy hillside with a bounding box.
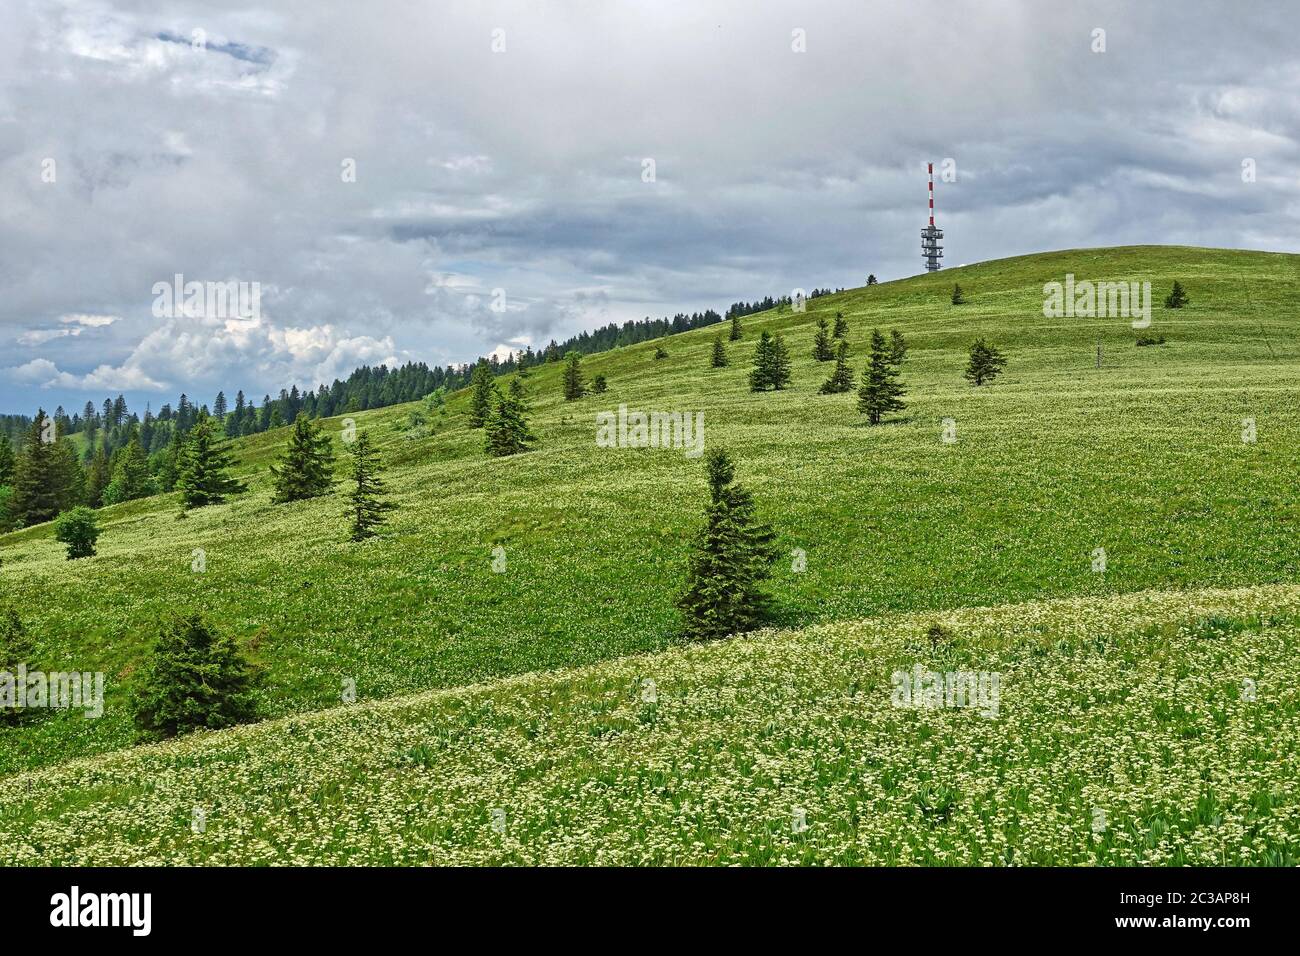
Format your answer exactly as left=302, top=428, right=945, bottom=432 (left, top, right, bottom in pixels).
left=3, top=245, right=1300, bottom=780
left=2, top=584, right=1296, bottom=865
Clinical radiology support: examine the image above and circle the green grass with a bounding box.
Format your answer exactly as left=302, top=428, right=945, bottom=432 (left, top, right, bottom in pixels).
left=3, top=243, right=1300, bottom=790
left=2, top=584, right=1296, bottom=865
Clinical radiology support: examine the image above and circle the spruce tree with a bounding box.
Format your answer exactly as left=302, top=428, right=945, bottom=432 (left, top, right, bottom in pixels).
left=85, top=444, right=111, bottom=508
left=468, top=360, right=496, bottom=427
left=9, top=411, right=61, bottom=526
left=653, top=345, right=669, bottom=360
left=590, top=373, right=608, bottom=394
left=769, top=333, right=792, bottom=389
left=833, top=311, right=849, bottom=338
left=749, top=332, right=792, bottom=391
left=819, top=339, right=856, bottom=394
left=270, top=413, right=336, bottom=503
left=1164, top=281, right=1189, bottom=309
left=345, top=431, right=395, bottom=541
left=177, top=414, right=246, bottom=509
left=857, top=329, right=907, bottom=424
left=729, top=311, right=743, bottom=341
left=51, top=439, right=84, bottom=512
left=710, top=333, right=729, bottom=368
left=0, top=605, right=34, bottom=723
left=951, top=283, right=966, bottom=305
left=562, top=350, right=585, bottom=400
left=867, top=274, right=878, bottom=286
left=812, top=317, right=834, bottom=361
left=889, top=329, right=908, bottom=365
left=0, top=434, right=13, bottom=486
left=677, top=449, right=778, bottom=641
left=102, top=435, right=152, bottom=505
left=132, top=614, right=258, bottom=739
left=964, top=338, right=1008, bottom=386
left=484, top=385, right=536, bottom=457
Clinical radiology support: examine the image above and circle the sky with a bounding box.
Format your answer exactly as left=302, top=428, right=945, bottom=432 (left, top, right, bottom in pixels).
left=2, top=0, right=1298, bottom=416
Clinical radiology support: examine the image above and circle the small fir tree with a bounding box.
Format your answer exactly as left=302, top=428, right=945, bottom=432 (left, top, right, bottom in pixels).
left=0, top=605, right=34, bottom=723
left=819, top=339, right=856, bottom=394
left=964, top=338, right=1008, bottom=386
left=468, top=361, right=496, bottom=428
left=484, top=386, right=536, bottom=457
left=833, top=311, right=849, bottom=338
left=270, top=413, right=336, bottom=503
left=177, top=415, right=246, bottom=509
left=857, top=329, right=907, bottom=424
left=590, top=373, right=608, bottom=394
left=729, top=311, right=743, bottom=341
left=132, top=614, right=258, bottom=739
left=749, top=332, right=793, bottom=391
left=951, top=284, right=966, bottom=305
left=653, top=345, right=669, bottom=360
left=812, top=317, right=834, bottom=361
left=676, top=449, right=778, bottom=641
left=889, top=329, right=908, bottom=366
left=710, top=333, right=729, bottom=368
left=1164, top=281, right=1189, bottom=309
left=562, top=350, right=585, bottom=400
left=345, top=431, right=395, bottom=541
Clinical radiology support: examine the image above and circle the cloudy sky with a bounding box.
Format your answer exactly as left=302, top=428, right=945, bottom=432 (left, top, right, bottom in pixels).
left=2, top=0, right=1298, bottom=415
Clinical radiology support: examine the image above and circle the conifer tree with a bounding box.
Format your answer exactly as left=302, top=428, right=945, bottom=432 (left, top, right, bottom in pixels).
left=819, top=339, right=856, bottom=394
left=654, top=345, right=669, bottom=360
left=345, top=432, right=395, bottom=541
left=710, top=333, right=729, bottom=368
left=812, top=317, right=834, bottom=361
left=0, top=434, right=13, bottom=486
left=867, top=274, right=878, bottom=286
left=132, top=614, right=258, bottom=739
left=52, top=439, right=85, bottom=512
left=507, top=375, right=531, bottom=413
left=590, top=374, right=608, bottom=394
left=562, top=350, right=585, bottom=400
left=85, top=444, right=111, bottom=508
left=951, top=283, right=966, bottom=305
left=729, top=311, right=743, bottom=341
left=0, top=605, right=34, bottom=723
left=964, top=338, right=1008, bottom=386
left=102, top=434, right=153, bottom=505
left=749, top=332, right=792, bottom=391
left=468, top=360, right=496, bottom=428
left=833, top=311, right=849, bottom=338
left=54, top=506, right=99, bottom=559
left=270, top=413, right=336, bottom=503
left=857, top=329, right=907, bottom=424
left=677, top=449, right=778, bottom=641
left=177, top=414, right=246, bottom=509
left=1164, top=280, right=1189, bottom=309
left=484, top=385, right=536, bottom=457
left=889, top=329, right=909, bottom=366
left=9, top=411, right=62, bottom=526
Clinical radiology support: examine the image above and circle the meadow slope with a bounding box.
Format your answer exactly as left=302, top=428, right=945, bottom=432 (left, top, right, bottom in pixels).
left=2, top=245, right=1300, bottom=778
left=1, top=584, right=1296, bottom=865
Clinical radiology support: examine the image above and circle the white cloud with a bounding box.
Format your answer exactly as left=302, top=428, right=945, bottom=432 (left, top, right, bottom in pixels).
left=59, top=313, right=118, bottom=327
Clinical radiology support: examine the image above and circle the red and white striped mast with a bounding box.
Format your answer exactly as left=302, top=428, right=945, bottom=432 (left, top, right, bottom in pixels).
left=921, top=161, right=943, bottom=272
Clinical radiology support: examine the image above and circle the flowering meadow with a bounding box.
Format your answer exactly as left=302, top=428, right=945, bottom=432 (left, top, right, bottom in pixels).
left=1, top=584, right=1296, bottom=865
left=2, top=245, right=1300, bottom=863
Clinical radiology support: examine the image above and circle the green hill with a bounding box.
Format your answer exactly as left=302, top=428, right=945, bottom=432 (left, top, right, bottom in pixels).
left=3, top=244, right=1300, bottom=794
left=3, top=583, right=1296, bottom=865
